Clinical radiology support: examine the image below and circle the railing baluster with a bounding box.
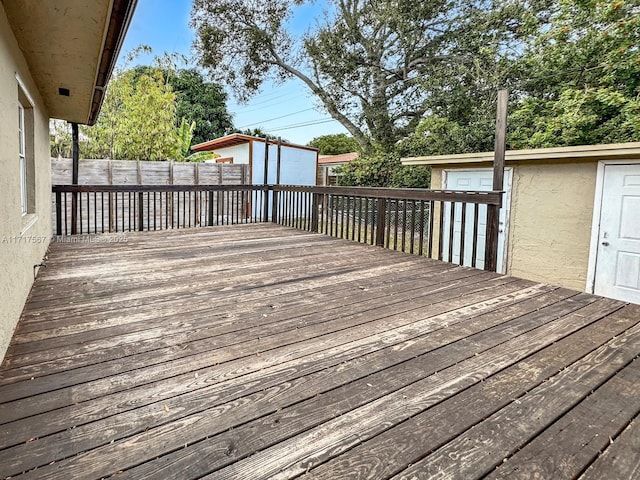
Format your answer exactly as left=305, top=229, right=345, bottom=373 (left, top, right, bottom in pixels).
left=459, top=202, right=467, bottom=266
left=108, top=192, right=113, bottom=232
left=298, top=191, right=303, bottom=230
left=472, top=203, right=479, bottom=268
left=401, top=199, right=407, bottom=252
left=93, top=192, right=97, bottom=234
left=138, top=191, right=144, bottom=232
left=410, top=200, right=416, bottom=255
left=394, top=199, right=399, bottom=250
left=428, top=200, right=435, bottom=259
left=363, top=197, right=369, bottom=244
left=375, top=197, right=386, bottom=247
left=357, top=197, right=362, bottom=243
left=385, top=197, right=391, bottom=249
left=78, top=191, right=83, bottom=234
left=351, top=197, right=356, bottom=241
left=418, top=200, right=425, bottom=256
left=448, top=202, right=456, bottom=263
left=438, top=201, right=444, bottom=261
left=101, top=192, right=105, bottom=233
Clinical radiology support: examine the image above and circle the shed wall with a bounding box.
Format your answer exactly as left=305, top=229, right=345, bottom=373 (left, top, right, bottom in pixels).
left=213, top=144, right=250, bottom=164
left=432, top=161, right=598, bottom=290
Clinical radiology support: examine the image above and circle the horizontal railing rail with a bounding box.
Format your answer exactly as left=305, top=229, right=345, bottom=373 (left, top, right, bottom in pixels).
left=272, top=184, right=502, bottom=205
left=52, top=184, right=502, bottom=271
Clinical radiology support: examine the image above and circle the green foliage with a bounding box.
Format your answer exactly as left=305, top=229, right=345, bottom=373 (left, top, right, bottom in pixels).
left=338, top=148, right=430, bottom=188
left=509, top=0, right=640, bottom=148
left=50, top=119, right=73, bottom=158
left=234, top=127, right=270, bottom=138
left=82, top=66, right=181, bottom=160
left=184, top=151, right=219, bottom=162
left=176, top=118, right=196, bottom=161
left=396, top=117, right=478, bottom=157
left=167, top=68, right=234, bottom=145
left=307, top=134, right=360, bottom=155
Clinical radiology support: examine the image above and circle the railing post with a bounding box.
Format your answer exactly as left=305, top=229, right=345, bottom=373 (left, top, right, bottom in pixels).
left=138, top=191, right=144, bottom=231
left=311, top=193, right=320, bottom=232
left=375, top=197, right=386, bottom=246
left=208, top=190, right=214, bottom=226
left=485, top=89, right=508, bottom=272
left=69, top=123, right=80, bottom=235
left=55, top=191, right=62, bottom=236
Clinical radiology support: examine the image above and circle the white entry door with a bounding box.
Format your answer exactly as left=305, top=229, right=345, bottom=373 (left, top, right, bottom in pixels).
left=593, top=163, right=640, bottom=303
left=443, top=169, right=512, bottom=273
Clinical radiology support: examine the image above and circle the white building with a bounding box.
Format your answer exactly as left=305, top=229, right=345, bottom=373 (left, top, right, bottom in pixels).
left=192, top=134, right=319, bottom=186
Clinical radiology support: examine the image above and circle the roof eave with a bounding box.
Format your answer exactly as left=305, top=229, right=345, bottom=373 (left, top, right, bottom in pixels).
left=87, top=0, right=138, bottom=125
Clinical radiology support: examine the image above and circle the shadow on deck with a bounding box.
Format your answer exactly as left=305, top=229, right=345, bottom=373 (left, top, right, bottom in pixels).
left=0, top=224, right=638, bottom=479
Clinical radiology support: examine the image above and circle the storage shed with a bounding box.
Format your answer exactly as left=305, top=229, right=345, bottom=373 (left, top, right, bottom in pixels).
left=402, top=142, right=640, bottom=304
left=192, top=134, right=318, bottom=186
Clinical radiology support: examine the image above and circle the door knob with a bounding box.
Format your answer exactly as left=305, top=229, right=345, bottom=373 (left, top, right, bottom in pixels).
left=601, top=241, right=610, bottom=246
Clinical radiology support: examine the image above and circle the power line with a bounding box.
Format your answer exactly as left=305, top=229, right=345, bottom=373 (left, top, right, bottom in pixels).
left=232, top=93, right=309, bottom=113
left=265, top=118, right=338, bottom=132
left=236, top=108, right=316, bottom=129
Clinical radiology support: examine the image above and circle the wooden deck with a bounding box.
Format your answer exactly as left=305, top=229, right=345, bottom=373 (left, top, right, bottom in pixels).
left=1, top=224, right=639, bottom=480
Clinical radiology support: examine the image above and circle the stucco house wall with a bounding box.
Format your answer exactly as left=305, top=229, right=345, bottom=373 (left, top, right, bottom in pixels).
left=0, top=4, right=53, bottom=359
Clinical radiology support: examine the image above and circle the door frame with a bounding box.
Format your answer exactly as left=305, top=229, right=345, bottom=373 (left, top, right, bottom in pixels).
left=586, top=159, right=640, bottom=293
left=441, top=167, right=513, bottom=274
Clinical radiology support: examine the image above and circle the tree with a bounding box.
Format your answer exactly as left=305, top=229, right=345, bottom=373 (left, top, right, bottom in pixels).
left=167, top=68, right=234, bottom=145
left=83, top=67, right=181, bottom=160
left=307, top=134, right=359, bottom=155
left=50, top=119, right=73, bottom=158
left=509, top=0, right=640, bottom=148
left=191, top=0, right=534, bottom=152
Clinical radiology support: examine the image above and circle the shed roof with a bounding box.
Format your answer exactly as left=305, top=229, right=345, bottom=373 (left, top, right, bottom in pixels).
left=4, top=0, right=137, bottom=125
left=192, top=134, right=319, bottom=153
left=318, top=152, right=359, bottom=165
left=401, top=142, right=640, bottom=166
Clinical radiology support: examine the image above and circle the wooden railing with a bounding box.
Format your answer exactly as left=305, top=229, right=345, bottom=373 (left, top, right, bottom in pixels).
left=52, top=185, right=269, bottom=235
left=271, top=185, right=502, bottom=271
left=52, top=184, right=502, bottom=271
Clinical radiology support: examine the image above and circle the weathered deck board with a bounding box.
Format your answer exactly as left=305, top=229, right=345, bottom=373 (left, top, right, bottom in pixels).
left=0, top=224, right=637, bottom=480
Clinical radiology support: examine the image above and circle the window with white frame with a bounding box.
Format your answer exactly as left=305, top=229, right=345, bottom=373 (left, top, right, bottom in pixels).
left=17, top=79, right=35, bottom=218
left=18, top=103, right=27, bottom=215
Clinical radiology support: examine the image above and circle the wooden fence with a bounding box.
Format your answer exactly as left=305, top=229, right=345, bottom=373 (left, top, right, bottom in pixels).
left=51, top=159, right=249, bottom=233
left=51, top=158, right=247, bottom=185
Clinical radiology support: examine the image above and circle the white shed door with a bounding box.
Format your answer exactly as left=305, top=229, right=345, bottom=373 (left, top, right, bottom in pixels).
left=594, top=164, right=640, bottom=303
left=443, top=169, right=511, bottom=273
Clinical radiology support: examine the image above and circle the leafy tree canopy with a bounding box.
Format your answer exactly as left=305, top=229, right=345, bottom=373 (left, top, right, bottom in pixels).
left=167, top=68, right=234, bottom=145
left=509, top=0, right=640, bottom=148
left=82, top=66, right=180, bottom=160
left=307, top=134, right=360, bottom=155
left=191, top=0, right=536, bottom=152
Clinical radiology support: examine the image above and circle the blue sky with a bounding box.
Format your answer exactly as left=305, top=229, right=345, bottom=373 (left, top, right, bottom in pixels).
left=118, top=0, right=348, bottom=145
